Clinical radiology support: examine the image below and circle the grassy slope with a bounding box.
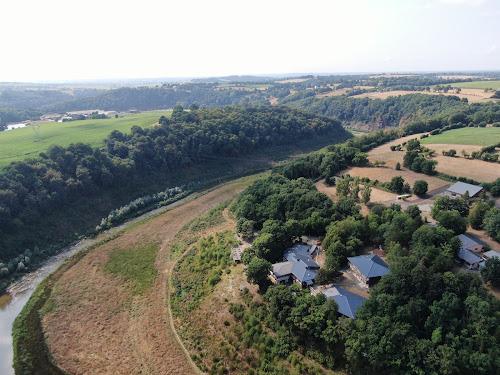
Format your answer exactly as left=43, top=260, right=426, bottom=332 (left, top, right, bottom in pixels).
left=451, top=80, right=500, bottom=90
left=420, top=127, right=500, bottom=146
left=0, top=110, right=171, bottom=169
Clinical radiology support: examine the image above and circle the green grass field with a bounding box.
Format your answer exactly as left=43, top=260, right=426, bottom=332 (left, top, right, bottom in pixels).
left=420, top=127, right=500, bottom=146
left=0, top=110, right=170, bottom=169
left=451, top=80, right=500, bottom=90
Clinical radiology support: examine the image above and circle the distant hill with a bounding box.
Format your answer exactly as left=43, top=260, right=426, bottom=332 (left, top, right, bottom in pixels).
left=191, top=75, right=275, bottom=83
left=40, top=85, right=270, bottom=113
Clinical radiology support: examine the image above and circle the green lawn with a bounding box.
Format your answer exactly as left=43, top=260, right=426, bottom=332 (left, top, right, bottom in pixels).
left=420, top=127, right=500, bottom=146
left=0, top=110, right=170, bottom=169
left=451, top=80, right=500, bottom=90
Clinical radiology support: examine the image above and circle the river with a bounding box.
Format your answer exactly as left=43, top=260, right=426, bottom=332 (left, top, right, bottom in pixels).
left=0, top=195, right=190, bottom=375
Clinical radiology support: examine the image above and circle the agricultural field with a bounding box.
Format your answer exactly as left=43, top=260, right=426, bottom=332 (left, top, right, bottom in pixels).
left=451, top=80, right=500, bottom=90
left=369, top=133, right=500, bottom=183
left=420, top=127, right=500, bottom=146
left=352, top=89, right=498, bottom=103
left=0, top=110, right=170, bottom=169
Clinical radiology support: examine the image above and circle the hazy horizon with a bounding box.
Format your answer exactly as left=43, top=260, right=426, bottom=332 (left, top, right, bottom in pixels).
left=1, top=0, right=499, bottom=82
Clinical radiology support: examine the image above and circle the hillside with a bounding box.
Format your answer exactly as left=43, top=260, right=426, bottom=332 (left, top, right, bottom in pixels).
left=0, top=111, right=171, bottom=169
left=0, top=105, right=349, bottom=293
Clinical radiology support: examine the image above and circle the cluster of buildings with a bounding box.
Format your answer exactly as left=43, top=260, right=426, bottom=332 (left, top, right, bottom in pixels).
left=269, top=243, right=391, bottom=319
left=457, top=233, right=499, bottom=270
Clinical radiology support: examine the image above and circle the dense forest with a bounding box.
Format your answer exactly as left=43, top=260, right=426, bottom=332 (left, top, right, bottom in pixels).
left=231, top=170, right=500, bottom=374
left=0, top=105, right=348, bottom=291
left=285, top=94, right=500, bottom=129
left=40, top=85, right=270, bottom=113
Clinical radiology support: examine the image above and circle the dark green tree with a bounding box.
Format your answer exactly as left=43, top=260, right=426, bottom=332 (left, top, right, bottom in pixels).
left=413, top=180, right=428, bottom=197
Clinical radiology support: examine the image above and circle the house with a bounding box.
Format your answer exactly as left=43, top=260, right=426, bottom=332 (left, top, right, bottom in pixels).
left=483, top=250, right=500, bottom=260
left=270, top=243, right=320, bottom=288
left=348, top=254, right=390, bottom=288
left=458, top=234, right=488, bottom=254
left=458, top=248, right=485, bottom=269
left=323, top=286, right=366, bottom=319
left=445, top=182, right=483, bottom=199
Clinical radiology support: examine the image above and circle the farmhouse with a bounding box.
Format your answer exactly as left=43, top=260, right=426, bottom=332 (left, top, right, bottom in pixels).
left=270, top=243, right=320, bottom=288
left=445, top=181, right=483, bottom=199
left=323, top=286, right=366, bottom=319
left=458, top=233, right=487, bottom=254
left=348, top=254, right=389, bottom=288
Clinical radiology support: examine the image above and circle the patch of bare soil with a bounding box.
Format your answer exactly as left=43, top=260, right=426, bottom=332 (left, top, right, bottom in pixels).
left=42, top=182, right=249, bottom=375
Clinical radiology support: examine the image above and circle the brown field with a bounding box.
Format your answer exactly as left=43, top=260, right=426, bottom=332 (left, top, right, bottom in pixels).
left=41, top=177, right=260, bottom=375
left=351, top=89, right=498, bottom=103
left=316, top=88, right=349, bottom=98
left=367, top=135, right=500, bottom=183
left=316, top=180, right=401, bottom=213
left=342, top=166, right=449, bottom=192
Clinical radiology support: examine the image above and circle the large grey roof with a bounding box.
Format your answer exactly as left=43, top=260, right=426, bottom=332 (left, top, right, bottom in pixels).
left=348, top=254, right=390, bottom=279
left=458, top=248, right=484, bottom=265
left=458, top=234, right=487, bottom=250
left=272, top=243, right=320, bottom=284
left=447, top=182, right=483, bottom=197
left=323, top=286, right=366, bottom=319
left=272, top=261, right=294, bottom=278
left=284, top=243, right=320, bottom=269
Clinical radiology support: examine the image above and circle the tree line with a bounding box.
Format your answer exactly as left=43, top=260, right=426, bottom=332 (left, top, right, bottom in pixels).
left=0, top=105, right=348, bottom=289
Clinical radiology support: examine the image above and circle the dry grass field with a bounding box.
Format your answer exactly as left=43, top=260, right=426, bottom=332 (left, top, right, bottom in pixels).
left=41, top=176, right=262, bottom=375
left=367, top=135, right=500, bottom=183
left=352, top=89, right=498, bottom=103
left=342, top=166, right=450, bottom=192
left=316, top=88, right=349, bottom=98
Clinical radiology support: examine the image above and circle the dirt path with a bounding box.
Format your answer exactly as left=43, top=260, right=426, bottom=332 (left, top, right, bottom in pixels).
left=42, top=181, right=250, bottom=375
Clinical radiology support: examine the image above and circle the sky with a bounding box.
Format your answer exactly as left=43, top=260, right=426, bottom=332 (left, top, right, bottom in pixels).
left=1, top=0, right=499, bottom=82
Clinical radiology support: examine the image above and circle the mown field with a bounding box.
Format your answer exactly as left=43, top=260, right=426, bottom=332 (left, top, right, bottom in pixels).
left=451, top=80, right=500, bottom=90
left=420, top=127, right=500, bottom=146
left=0, top=110, right=171, bottom=169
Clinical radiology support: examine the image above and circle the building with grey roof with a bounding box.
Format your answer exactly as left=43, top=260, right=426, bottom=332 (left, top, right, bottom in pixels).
left=270, top=243, right=320, bottom=287
left=458, top=248, right=485, bottom=269
left=323, top=286, right=366, bottom=319
left=348, top=254, right=390, bottom=288
left=445, top=182, right=483, bottom=199
left=458, top=233, right=487, bottom=254
left=483, top=250, right=500, bottom=260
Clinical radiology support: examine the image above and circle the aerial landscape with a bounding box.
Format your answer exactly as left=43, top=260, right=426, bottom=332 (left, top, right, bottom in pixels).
left=1, top=0, right=500, bottom=374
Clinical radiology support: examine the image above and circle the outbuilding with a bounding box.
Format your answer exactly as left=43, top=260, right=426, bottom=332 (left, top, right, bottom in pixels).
left=445, top=182, right=483, bottom=199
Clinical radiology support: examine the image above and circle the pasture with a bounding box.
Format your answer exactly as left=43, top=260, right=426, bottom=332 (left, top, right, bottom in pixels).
left=0, top=110, right=171, bottom=169
left=420, top=127, right=500, bottom=146
left=451, top=80, right=500, bottom=90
